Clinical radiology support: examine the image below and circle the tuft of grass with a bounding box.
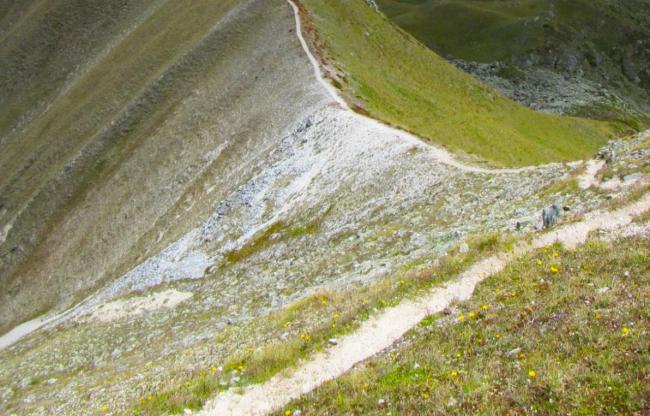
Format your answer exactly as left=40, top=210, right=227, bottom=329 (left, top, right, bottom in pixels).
left=299, top=0, right=618, bottom=167
left=224, top=222, right=285, bottom=264
left=280, top=235, right=650, bottom=415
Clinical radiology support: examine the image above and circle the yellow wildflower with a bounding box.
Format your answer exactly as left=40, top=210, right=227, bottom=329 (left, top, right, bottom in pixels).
left=481, top=304, right=490, bottom=311
left=536, top=260, right=543, bottom=266
left=550, top=266, right=559, bottom=273
left=147, top=395, right=153, bottom=401
left=622, top=327, right=630, bottom=335
left=495, top=333, right=501, bottom=340
left=331, top=323, right=337, bottom=329
left=553, top=252, right=559, bottom=257
left=456, top=352, right=461, bottom=358
left=101, top=405, right=109, bottom=413
left=458, top=313, right=465, bottom=321
left=450, top=370, right=458, bottom=378
left=528, top=370, right=537, bottom=378
left=285, top=410, right=292, bottom=416
left=422, top=392, right=430, bottom=400
left=238, top=365, right=245, bottom=371
left=210, top=366, right=217, bottom=373
left=468, top=311, right=476, bottom=319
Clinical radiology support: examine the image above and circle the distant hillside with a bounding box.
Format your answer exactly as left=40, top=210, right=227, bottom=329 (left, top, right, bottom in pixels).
left=376, top=0, right=650, bottom=127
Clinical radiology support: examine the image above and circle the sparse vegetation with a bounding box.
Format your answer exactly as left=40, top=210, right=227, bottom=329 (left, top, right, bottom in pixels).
left=278, top=235, right=650, bottom=415
left=128, top=232, right=514, bottom=414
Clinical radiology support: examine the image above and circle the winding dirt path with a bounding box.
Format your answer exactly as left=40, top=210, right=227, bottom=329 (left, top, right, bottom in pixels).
left=287, top=0, right=561, bottom=175
left=200, top=193, right=650, bottom=416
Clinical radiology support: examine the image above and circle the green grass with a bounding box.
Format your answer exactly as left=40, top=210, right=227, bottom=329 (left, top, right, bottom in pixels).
left=278, top=235, right=650, bottom=415
left=299, top=0, right=619, bottom=167
left=376, top=0, right=650, bottom=124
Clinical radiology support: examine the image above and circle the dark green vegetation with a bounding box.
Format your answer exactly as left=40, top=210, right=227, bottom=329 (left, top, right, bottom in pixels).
left=299, top=0, right=619, bottom=167
left=377, top=0, right=650, bottom=125
left=279, top=236, right=650, bottom=415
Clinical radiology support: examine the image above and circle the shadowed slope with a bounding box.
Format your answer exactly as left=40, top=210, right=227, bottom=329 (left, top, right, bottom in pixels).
left=0, top=0, right=328, bottom=333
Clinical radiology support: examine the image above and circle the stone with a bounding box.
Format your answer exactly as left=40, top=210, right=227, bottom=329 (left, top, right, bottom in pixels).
left=542, top=204, right=562, bottom=229
left=19, top=378, right=32, bottom=389
left=377, top=398, right=388, bottom=408
left=623, top=173, right=641, bottom=183
left=459, top=242, right=469, bottom=254
left=506, top=347, right=522, bottom=357
left=328, top=338, right=338, bottom=346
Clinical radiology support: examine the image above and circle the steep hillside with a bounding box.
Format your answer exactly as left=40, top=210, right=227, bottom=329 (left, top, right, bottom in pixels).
left=297, top=0, right=618, bottom=166
left=0, top=0, right=647, bottom=415
left=0, top=0, right=326, bottom=335
left=376, top=0, right=650, bottom=126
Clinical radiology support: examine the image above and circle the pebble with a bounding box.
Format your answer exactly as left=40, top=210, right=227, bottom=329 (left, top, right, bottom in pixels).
left=459, top=242, right=469, bottom=253
left=328, top=338, right=338, bottom=346
left=506, top=347, right=522, bottom=357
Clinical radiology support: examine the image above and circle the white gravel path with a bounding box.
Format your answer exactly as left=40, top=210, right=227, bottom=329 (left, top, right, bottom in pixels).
left=578, top=159, right=607, bottom=189
left=200, top=193, right=650, bottom=416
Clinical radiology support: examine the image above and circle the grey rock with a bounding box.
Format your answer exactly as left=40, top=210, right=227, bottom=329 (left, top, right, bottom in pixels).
left=623, top=173, right=642, bottom=183
left=542, top=204, right=562, bottom=229
left=19, top=377, right=32, bottom=389
left=506, top=347, right=522, bottom=357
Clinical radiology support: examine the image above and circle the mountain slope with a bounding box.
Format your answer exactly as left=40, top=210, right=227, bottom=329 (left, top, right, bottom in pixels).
left=0, top=0, right=646, bottom=414
left=376, top=0, right=650, bottom=126
left=298, top=0, right=617, bottom=167
left=0, top=0, right=328, bottom=334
